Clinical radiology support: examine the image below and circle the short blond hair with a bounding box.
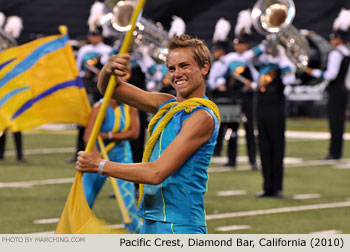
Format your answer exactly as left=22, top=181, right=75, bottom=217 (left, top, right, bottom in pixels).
left=167, top=34, right=211, bottom=80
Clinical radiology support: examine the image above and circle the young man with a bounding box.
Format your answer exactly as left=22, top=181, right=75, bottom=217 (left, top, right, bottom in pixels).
left=75, top=35, right=220, bottom=234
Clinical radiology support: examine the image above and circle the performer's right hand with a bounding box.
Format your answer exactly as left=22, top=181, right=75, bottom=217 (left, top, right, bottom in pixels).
left=105, top=54, right=130, bottom=77
left=75, top=151, right=101, bottom=174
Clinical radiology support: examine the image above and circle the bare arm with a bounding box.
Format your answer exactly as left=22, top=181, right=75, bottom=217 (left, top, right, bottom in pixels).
left=76, top=109, right=215, bottom=185
left=98, top=54, right=174, bottom=114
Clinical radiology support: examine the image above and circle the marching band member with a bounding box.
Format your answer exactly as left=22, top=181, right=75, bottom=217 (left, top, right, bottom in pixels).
left=208, top=12, right=258, bottom=170
left=305, top=9, right=350, bottom=160
left=249, top=41, right=296, bottom=198
left=207, top=18, right=232, bottom=160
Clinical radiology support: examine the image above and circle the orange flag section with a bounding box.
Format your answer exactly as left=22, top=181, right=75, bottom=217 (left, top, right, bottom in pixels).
left=55, top=172, right=127, bottom=234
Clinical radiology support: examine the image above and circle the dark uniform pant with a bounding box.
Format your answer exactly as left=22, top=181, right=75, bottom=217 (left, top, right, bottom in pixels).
left=257, top=102, right=285, bottom=194
left=0, top=131, right=24, bottom=160
left=327, top=89, right=348, bottom=158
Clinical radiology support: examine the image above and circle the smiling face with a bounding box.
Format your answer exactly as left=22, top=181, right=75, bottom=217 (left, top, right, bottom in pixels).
left=167, top=47, right=210, bottom=102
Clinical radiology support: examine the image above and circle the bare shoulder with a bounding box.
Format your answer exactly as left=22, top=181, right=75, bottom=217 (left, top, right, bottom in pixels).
left=182, top=109, right=215, bottom=136
left=149, top=92, right=176, bottom=111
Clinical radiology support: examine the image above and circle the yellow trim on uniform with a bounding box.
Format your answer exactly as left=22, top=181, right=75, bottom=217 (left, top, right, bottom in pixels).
left=122, top=105, right=130, bottom=132
left=113, top=106, right=121, bottom=133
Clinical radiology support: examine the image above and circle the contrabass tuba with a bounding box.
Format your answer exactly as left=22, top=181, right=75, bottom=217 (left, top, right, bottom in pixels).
left=251, top=0, right=309, bottom=70
left=103, top=0, right=169, bottom=63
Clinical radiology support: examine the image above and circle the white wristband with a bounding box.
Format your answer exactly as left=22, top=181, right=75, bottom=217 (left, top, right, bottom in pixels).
left=98, top=159, right=107, bottom=175
left=108, top=131, right=113, bottom=140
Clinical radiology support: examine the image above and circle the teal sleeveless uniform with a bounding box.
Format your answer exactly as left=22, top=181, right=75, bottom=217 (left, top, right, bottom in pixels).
left=83, top=101, right=141, bottom=233
left=138, top=97, right=220, bottom=234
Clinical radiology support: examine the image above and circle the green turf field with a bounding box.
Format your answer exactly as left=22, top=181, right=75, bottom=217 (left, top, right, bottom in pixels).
left=0, top=118, right=349, bottom=234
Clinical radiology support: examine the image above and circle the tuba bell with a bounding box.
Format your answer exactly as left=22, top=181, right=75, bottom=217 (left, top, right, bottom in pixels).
left=251, top=0, right=309, bottom=70
left=103, top=0, right=169, bottom=63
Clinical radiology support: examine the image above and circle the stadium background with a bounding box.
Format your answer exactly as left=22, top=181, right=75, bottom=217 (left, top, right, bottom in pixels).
left=1, top=0, right=350, bottom=45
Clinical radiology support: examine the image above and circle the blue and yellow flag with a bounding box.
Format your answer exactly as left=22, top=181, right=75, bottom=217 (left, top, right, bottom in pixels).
left=0, top=34, right=91, bottom=132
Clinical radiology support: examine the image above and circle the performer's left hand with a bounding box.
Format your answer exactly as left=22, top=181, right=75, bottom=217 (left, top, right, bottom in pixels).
left=305, top=67, right=313, bottom=76
left=75, top=151, right=101, bottom=173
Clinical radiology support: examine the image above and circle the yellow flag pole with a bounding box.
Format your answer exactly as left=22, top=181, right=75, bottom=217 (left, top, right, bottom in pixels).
left=85, top=0, right=146, bottom=153
left=55, top=0, right=146, bottom=234
left=97, top=136, right=131, bottom=224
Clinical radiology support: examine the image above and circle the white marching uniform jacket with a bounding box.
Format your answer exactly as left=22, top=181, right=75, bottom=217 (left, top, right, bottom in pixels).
left=310, top=44, right=350, bottom=82
left=208, top=51, right=259, bottom=90
left=75, top=42, right=112, bottom=76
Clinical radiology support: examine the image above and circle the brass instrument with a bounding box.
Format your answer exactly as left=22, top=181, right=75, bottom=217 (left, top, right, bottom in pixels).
left=103, top=0, right=169, bottom=63
left=251, top=0, right=309, bottom=70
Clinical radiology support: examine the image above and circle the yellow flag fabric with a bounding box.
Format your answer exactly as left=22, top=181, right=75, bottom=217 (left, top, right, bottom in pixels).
left=0, top=34, right=91, bottom=132
left=55, top=172, right=127, bottom=234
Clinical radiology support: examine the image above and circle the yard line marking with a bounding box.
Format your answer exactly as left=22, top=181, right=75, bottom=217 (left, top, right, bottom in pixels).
left=310, top=230, right=341, bottom=234
left=236, top=129, right=350, bottom=140
left=211, top=156, right=303, bottom=165
left=285, top=131, right=350, bottom=140
left=293, top=193, right=321, bottom=200
left=206, top=201, right=350, bottom=220
left=0, top=178, right=74, bottom=188
left=335, top=163, right=350, bottom=169
left=209, top=158, right=350, bottom=172
left=286, top=159, right=350, bottom=168
left=215, top=225, right=251, bottom=232
left=217, top=190, right=247, bottom=196
left=4, top=147, right=75, bottom=156
left=208, top=167, right=234, bottom=173
left=33, top=218, right=60, bottom=224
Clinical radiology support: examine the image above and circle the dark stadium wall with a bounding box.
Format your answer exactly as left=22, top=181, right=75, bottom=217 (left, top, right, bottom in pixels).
left=1, top=0, right=349, bottom=45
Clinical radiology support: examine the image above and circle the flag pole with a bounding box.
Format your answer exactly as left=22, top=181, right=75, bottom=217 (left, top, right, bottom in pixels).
left=55, top=0, right=146, bottom=234
left=97, top=136, right=132, bottom=224
left=85, top=0, right=146, bottom=153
